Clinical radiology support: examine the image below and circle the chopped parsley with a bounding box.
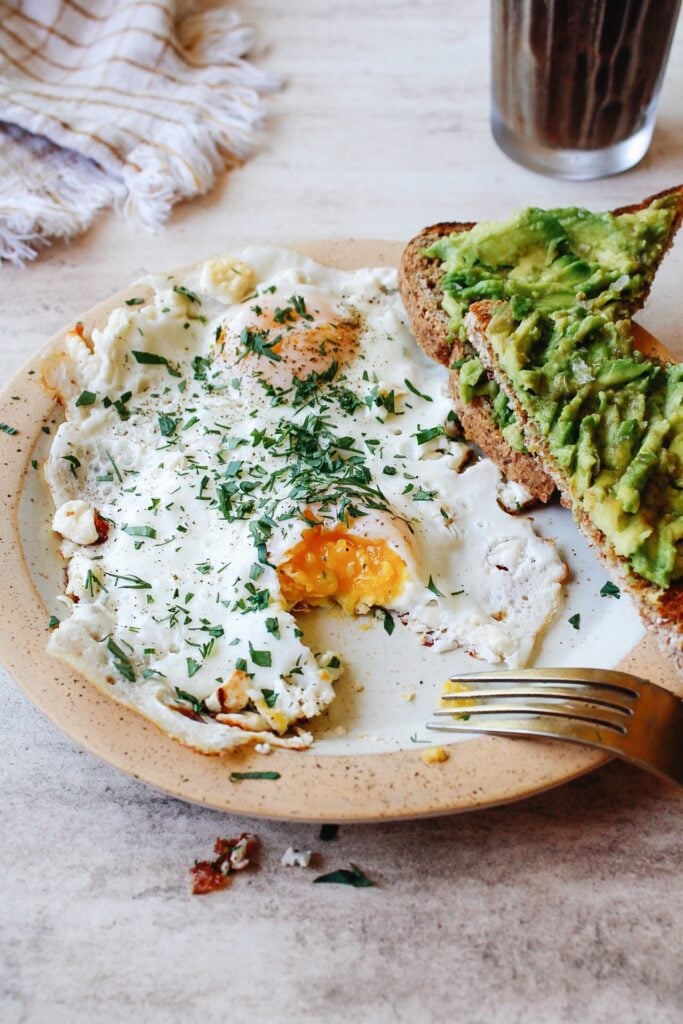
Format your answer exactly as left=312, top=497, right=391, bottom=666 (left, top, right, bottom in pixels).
left=313, top=864, right=375, bottom=887
left=122, top=525, right=156, bottom=539
left=427, top=575, right=445, bottom=597
left=249, top=643, right=272, bottom=668
left=404, top=378, right=433, bottom=402
left=174, top=688, right=204, bottom=713
left=0, top=423, right=18, bottom=435
left=229, top=771, right=281, bottom=782
left=158, top=414, right=177, bottom=437
left=106, top=637, right=136, bottom=682
left=173, top=284, right=201, bottom=305
left=238, top=327, right=282, bottom=363
left=62, top=454, right=81, bottom=478
left=75, top=390, right=97, bottom=407
left=132, top=351, right=181, bottom=377
left=600, top=581, right=621, bottom=599
left=414, top=425, right=445, bottom=445
left=568, top=613, right=581, bottom=630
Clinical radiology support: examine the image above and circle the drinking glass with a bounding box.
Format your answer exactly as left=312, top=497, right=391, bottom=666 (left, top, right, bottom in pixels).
left=491, top=0, right=682, bottom=179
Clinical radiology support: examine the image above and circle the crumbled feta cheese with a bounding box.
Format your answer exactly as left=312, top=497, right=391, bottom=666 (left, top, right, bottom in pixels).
left=200, top=257, right=257, bottom=303
left=52, top=500, right=99, bottom=545
left=281, top=846, right=312, bottom=868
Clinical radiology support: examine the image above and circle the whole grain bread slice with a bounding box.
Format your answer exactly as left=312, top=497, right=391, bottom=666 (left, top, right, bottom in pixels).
left=465, top=301, right=682, bottom=667
left=399, top=186, right=683, bottom=507
left=400, top=221, right=556, bottom=505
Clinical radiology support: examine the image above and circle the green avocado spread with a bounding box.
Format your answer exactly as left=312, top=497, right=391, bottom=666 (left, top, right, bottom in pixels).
left=425, top=194, right=682, bottom=589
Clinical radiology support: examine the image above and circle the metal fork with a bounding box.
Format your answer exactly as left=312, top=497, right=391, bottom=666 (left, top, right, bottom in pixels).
left=428, top=668, right=683, bottom=785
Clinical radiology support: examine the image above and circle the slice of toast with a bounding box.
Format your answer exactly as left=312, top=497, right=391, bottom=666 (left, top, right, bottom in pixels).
left=400, top=220, right=556, bottom=505
left=399, top=186, right=683, bottom=507
left=465, top=301, right=682, bottom=666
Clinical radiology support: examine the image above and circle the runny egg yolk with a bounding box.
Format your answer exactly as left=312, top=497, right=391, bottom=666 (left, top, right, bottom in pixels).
left=277, top=525, right=407, bottom=615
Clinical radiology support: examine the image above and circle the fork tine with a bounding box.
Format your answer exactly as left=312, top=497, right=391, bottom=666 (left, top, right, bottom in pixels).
left=447, top=668, right=641, bottom=697
left=440, top=685, right=637, bottom=713
left=426, top=715, right=624, bottom=746
left=431, top=701, right=629, bottom=732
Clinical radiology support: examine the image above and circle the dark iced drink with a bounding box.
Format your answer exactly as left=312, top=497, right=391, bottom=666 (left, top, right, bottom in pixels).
left=491, top=0, right=682, bottom=178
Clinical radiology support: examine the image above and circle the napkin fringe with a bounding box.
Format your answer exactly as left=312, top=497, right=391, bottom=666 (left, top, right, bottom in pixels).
left=0, top=127, right=119, bottom=266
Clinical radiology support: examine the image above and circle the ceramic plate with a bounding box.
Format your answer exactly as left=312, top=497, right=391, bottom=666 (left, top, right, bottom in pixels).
left=0, top=240, right=677, bottom=821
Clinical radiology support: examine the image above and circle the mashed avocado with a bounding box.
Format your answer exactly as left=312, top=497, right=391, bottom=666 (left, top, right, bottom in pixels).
left=487, top=306, right=682, bottom=589
left=427, top=197, right=679, bottom=335
left=425, top=193, right=681, bottom=589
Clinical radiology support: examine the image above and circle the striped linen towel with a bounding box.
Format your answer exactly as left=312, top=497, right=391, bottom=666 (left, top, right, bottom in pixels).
left=0, top=0, right=278, bottom=265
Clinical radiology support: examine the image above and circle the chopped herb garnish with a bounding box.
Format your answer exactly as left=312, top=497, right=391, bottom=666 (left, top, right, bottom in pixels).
left=239, top=326, right=283, bottom=363
left=568, top=613, right=581, bottom=630
left=173, top=284, right=201, bottom=304
left=229, top=771, right=281, bottom=783
left=122, top=525, right=156, bottom=539
left=106, top=450, right=123, bottom=483
left=313, top=864, right=375, bottom=887
left=158, top=414, right=177, bottom=437
left=174, top=688, right=204, bottom=713
left=62, top=454, right=81, bottom=478
left=132, top=351, right=181, bottom=377
left=84, top=569, right=107, bottom=597
left=414, top=425, right=445, bottom=445
left=186, top=657, right=201, bottom=678
left=261, top=689, right=278, bottom=708
left=427, top=575, right=445, bottom=597
left=48, top=615, right=60, bottom=630
left=265, top=617, right=280, bottom=639
left=0, top=422, right=18, bottom=435
left=106, top=637, right=136, bottom=681
left=404, top=379, right=432, bottom=402
left=75, top=391, right=96, bottom=407
left=125, top=297, right=144, bottom=306
left=383, top=611, right=395, bottom=635
left=104, top=572, right=152, bottom=589
left=249, top=643, right=272, bottom=668
left=600, top=581, right=621, bottom=599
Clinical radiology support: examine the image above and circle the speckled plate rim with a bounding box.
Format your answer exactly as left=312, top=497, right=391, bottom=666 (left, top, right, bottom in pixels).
left=0, top=239, right=676, bottom=823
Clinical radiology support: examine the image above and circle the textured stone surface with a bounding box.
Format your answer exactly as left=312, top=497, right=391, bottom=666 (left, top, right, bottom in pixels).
left=2, top=2, right=683, bottom=1022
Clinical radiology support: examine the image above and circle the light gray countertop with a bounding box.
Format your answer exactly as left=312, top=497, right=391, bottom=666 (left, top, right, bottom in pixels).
left=2, top=3, right=682, bottom=1022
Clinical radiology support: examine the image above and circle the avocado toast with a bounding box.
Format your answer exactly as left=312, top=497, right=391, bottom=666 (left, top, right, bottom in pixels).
left=399, top=187, right=683, bottom=507
left=466, top=300, right=682, bottom=665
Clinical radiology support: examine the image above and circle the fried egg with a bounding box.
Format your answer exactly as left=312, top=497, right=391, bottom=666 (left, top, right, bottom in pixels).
left=42, top=248, right=566, bottom=753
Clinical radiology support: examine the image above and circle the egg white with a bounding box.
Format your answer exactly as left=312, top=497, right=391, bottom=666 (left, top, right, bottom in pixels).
left=43, top=248, right=566, bottom=753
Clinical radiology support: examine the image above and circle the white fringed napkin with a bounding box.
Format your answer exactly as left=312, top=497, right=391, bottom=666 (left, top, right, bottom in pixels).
left=0, top=0, right=278, bottom=264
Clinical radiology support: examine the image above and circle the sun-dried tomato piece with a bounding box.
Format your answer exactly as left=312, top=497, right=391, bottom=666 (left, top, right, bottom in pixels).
left=190, top=860, right=230, bottom=895
left=190, top=834, right=258, bottom=894
left=93, top=510, right=110, bottom=544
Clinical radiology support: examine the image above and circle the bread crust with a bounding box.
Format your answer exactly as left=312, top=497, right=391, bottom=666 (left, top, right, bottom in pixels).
left=399, top=186, right=683, bottom=509
left=465, top=301, right=682, bottom=666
